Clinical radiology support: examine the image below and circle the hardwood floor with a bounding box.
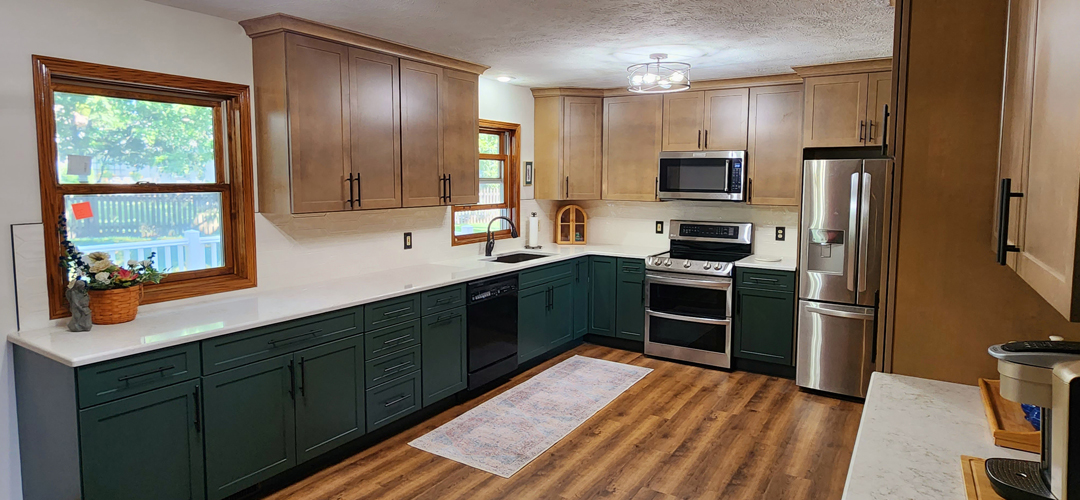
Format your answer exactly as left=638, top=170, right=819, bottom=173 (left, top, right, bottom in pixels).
left=261, top=344, right=863, bottom=500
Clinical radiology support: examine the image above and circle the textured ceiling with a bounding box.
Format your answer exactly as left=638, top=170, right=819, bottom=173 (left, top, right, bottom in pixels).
left=146, top=0, right=895, bottom=88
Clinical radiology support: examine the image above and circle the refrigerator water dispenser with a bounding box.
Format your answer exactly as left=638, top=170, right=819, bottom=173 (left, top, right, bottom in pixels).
left=807, top=229, right=846, bottom=275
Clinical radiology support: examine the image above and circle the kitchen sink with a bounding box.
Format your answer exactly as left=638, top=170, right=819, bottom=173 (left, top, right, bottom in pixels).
left=487, top=252, right=552, bottom=264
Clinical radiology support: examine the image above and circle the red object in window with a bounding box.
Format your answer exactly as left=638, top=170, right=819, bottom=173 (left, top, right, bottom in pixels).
left=71, top=202, right=93, bottom=220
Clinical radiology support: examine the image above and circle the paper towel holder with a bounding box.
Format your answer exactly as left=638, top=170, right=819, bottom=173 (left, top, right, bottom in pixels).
left=555, top=205, right=588, bottom=245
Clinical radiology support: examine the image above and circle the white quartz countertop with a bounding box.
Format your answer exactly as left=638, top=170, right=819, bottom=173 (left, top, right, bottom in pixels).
left=7, top=244, right=663, bottom=368
left=734, top=254, right=798, bottom=272
left=842, top=372, right=1037, bottom=500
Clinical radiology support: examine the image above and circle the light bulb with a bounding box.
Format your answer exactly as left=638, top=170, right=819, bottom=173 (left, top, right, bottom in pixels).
left=643, top=72, right=658, bottom=84
left=496, top=76, right=515, bottom=83
left=631, top=74, right=644, bottom=85
left=658, top=79, right=670, bottom=86
left=670, top=71, right=684, bottom=83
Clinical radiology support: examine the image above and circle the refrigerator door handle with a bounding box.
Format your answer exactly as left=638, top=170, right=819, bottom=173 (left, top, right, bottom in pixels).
left=857, top=172, right=872, bottom=293
left=847, top=173, right=859, bottom=292
left=805, top=304, right=875, bottom=321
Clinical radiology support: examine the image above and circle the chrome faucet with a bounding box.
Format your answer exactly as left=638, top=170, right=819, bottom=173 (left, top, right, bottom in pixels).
left=485, top=216, right=520, bottom=256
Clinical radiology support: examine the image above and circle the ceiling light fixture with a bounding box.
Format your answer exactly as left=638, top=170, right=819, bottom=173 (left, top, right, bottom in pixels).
left=496, top=76, right=516, bottom=83
left=627, top=53, right=690, bottom=94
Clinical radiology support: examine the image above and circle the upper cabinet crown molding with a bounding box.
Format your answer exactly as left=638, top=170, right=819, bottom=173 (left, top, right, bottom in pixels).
left=792, top=58, right=893, bottom=78
left=531, top=88, right=606, bottom=98
left=240, top=13, right=489, bottom=75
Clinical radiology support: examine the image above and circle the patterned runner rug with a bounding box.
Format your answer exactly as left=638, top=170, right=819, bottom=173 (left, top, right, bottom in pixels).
left=409, top=355, right=653, bottom=478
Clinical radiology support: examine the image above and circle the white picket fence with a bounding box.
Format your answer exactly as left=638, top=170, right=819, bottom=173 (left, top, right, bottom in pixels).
left=79, top=230, right=222, bottom=272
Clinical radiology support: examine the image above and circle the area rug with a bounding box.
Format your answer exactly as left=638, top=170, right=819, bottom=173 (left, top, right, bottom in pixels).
left=408, top=355, right=652, bottom=478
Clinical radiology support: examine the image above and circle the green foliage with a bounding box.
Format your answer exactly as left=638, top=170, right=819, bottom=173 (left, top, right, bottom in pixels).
left=479, top=132, right=500, bottom=154
left=479, top=159, right=502, bottom=179
left=54, top=92, right=215, bottom=182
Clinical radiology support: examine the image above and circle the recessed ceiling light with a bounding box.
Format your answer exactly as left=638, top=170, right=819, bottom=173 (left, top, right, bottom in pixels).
left=496, top=76, right=516, bottom=83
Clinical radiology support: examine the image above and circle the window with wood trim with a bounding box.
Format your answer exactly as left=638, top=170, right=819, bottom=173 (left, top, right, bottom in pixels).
left=452, top=119, right=521, bottom=245
left=33, top=56, right=257, bottom=318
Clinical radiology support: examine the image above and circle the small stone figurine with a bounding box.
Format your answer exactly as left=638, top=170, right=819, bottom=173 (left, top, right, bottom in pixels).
left=66, top=280, right=92, bottom=332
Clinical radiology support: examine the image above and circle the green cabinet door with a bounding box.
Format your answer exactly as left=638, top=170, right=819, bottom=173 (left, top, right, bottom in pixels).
left=293, top=335, right=365, bottom=464
left=589, top=256, right=617, bottom=337
left=203, top=355, right=296, bottom=500
left=79, top=379, right=204, bottom=500
left=549, top=277, right=575, bottom=348
left=734, top=287, right=796, bottom=365
left=615, top=259, right=646, bottom=341
left=422, top=306, right=467, bottom=407
left=518, top=285, right=550, bottom=363
left=572, top=257, right=590, bottom=339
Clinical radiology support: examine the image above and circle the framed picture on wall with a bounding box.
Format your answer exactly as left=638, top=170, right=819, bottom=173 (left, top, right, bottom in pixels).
left=524, top=161, right=533, bottom=186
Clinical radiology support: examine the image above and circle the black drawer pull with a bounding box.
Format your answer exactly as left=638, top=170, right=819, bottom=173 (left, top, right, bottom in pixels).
left=748, top=277, right=779, bottom=283
left=381, top=333, right=413, bottom=346
left=268, top=329, right=323, bottom=346
left=117, top=364, right=175, bottom=382
left=431, top=313, right=457, bottom=325
left=382, top=361, right=413, bottom=373
left=434, top=296, right=454, bottom=305
left=382, top=306, right=412, bottom=316
left=383, top=394, right=411, bottom=407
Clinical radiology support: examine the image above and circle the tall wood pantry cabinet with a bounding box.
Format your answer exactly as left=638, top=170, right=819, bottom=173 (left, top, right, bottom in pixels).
left=244, top=16, right=483, bottom=214
left=534, top=93, right=604, bottom=200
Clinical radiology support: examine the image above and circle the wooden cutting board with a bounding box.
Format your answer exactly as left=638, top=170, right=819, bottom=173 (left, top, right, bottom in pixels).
left=961, top=456, right=1006, bottom=500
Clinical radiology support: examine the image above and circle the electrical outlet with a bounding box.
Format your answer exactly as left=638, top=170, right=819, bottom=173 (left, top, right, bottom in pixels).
left=655, top=221, right=664, bottom=234
left=404, top=232, right=412, bottom=249
left=775, top=227, right=786, bottom=241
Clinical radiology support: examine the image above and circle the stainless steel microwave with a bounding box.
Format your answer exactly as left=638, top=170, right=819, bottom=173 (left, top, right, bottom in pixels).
left=657, top=151, right=746, bottom=201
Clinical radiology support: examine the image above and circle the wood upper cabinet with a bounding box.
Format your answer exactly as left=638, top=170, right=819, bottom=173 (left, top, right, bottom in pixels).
left=284, top=34, right=352, bottom=214
left=441, top=69, right=480, bottom=205
left=662, top=91, right=705, bottom=151
left=997, top=0, right=1080, bottom=321
left=802, top=71, right=892, bottom=147
left=704, top=88, right=750, bottom=151
left=534, top=96, right=602, bottom=200
left=748, top=84, right=803, bottom=206
left=602, top=95, right=662, bottom=201
left=349, top=47, right=401, bottom=210
left=400, top=60, right=444, bottom=207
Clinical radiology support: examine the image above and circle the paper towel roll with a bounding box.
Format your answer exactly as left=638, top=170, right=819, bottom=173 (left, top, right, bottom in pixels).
left=527, top=213, right=540, bottom=247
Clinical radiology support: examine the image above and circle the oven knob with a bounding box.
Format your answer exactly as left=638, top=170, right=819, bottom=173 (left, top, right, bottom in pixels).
left=663, top=259, right=672, bottom=267
left=683, top=260, right=692, bottom=268
left=704, top=262, right=712, bottom=270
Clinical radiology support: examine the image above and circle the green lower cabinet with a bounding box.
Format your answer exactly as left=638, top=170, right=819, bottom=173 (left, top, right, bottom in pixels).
left=518, top=285, right=550, bottom=363
left=549, top=277, right=574, bottom=348
left=203, top=355, right=296, bottom=500
left=589, top=256, right=617, bottom=337
left=366, top=370, right=421, bottom=430
left=293, top=335, right=365, bottom=464
left=615, top=258, right=645, bottom=341
left=78, top=379, right=204, bottom=500
left=733, top=286, right=796, bottom=365
left=572, top=257, right=590, bottom=339
left=421, top=306, right=467, bottom=407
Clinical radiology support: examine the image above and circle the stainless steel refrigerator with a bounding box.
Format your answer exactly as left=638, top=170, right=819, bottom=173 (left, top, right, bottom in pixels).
left=796, top=158, right=892, bottom=398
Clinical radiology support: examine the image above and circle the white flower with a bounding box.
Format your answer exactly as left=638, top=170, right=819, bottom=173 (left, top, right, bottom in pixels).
left=89, top=260, right=111, bottom=273
left=94, top=272, right=111, bottom=283
left=141, top=260, right=153, bottom=267
left=86, top=251, right=112, bottom=263
left=127, top=260, right=138, bottom=267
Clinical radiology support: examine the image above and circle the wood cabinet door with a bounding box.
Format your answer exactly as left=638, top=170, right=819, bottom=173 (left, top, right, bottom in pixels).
left=866, top=72, right=892, bottom=146
left=285, top=34, right=352, bottom=214
left=533, top=96, right=564, bottom=200
left=563, top=97, right=603, bottom=200
left=662, top=91, right=705, bottom=151
left=293, top=335, right=365, bottom=464
left=589, top=256, right=617, bottom=337
left=602, top=95, right=662, bottom=201
left=442, top=69, right=480, bottom=205
left=703, top=88, right=750, bottom=150
left=421, top=307, right=467, bottom=406
left=748, top=84, right=804, bottom=206
left=733, top=287, right=795, bottom=365
left=1014, top=0, right=1080, bottom=320
left=802, top=74, right=869, bottom=147
left=79, top=380, right=204, bottom=500
left=349, top=48, right=401, bottom=210
left=203, top=355, right=295, bottom=500
left=400, top=60, right=444, bottom=207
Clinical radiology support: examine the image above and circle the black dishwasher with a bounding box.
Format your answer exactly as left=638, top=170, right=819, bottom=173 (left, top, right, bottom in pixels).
left=466, top=274, right=518, bottom=390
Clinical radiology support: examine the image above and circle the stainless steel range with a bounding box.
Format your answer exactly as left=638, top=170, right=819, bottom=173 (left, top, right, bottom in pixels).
left=644, top=220, right=753, bottom=368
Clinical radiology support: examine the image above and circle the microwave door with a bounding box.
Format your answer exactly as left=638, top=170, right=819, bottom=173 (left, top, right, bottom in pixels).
left=799, top=159, right=862, bottom=304
left=855, top=160, right=892, bottom=307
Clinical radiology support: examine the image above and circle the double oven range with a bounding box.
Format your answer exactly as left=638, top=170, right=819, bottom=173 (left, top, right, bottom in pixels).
left=645, top=221, right=752, bottom=369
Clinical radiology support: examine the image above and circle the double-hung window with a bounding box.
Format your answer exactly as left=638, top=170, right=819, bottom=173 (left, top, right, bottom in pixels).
left=452, top=120, right=521, bottom=245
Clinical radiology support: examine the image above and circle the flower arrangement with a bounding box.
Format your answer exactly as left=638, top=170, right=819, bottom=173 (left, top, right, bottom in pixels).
left=58, top=214, right=165, bottom=290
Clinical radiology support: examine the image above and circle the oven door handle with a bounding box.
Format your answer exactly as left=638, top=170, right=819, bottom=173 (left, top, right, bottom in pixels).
left=644, top=274, right=731, bottom=290
left=646, top=309, right=731, bottom=326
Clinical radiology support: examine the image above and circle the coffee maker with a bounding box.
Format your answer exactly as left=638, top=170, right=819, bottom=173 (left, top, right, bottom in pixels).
left=988, top=341, right=1080, bottom=499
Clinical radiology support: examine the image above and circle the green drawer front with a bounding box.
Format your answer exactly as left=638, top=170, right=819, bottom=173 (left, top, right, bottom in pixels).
left=201, top=308, right=362, bottom=374
left=364, top=319, right=421, bottom=360
left=77, top=343, right=201, bottom=408
left=519, top=262, right=573, bottom=289
left=420, top=284, right=466, bottom=316
left=366, top=371, right=420, bottom=431
left=364, top=294, right=421, bottom=331
left=365, top=344, right=421, bottom=388
left=617, top=258, right=645, bottom=281
left=736, top=268, right=796, bottom=292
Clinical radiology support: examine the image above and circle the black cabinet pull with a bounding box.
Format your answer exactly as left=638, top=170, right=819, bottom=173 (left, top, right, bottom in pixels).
left=382, top=333, right=414, bottom=346
left=996, top=178, right=1024, bottom=265
left=697, top=130, right=702, bottom=149
left=438, top=175, right=448, bottom=203
left=749, top=277, right=779, bottom=283
left=447, top=174, right=452, bottom=204
left=288, top=360, right=296, bottom=400
left=299, top=357, right=306, bottom=397
left=565, top=176, right=569, bottom=199
left=881, top=104, right=890, bottom=156
left=346, top=174, right=355, bottom=209
left=384, top=394, right=411, bottom=407
left=868, top=120, right=876, bottom=144
left=747, top=178, right=753, bottom=204
left=354, top=174, right=362, bottom=208
left=267, top=329, right=322, bottom=347
left=117, top=365, right=175, bottom=382
left=382, top=306, right=412, bottom=316
left=382, top=361, right=413, bottom=373
left=192, top=384, right=202, bottom=433
left=704, top=130, right=709, bottom=149
left=859, top=120, right=866, bottom=143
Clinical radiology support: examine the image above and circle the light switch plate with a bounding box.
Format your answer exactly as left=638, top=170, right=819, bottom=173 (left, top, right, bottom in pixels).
left=404, top=232, right=412, bottom=249
left=655, top=221, right=664, bottom=234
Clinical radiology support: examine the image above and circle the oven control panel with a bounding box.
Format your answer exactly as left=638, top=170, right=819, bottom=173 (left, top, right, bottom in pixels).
left=668, top=220, right=753, bottom=245
left=679, top=224, right=740, bottom=239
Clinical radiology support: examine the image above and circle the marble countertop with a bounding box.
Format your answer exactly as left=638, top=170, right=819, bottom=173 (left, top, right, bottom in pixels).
left=734, top=254, right=798, bottom=272
left=7, top=244, right=663, bottom=367
left=842, top=372, right=1037, bottom=499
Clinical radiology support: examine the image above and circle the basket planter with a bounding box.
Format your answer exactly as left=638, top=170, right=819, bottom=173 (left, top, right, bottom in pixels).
left=88, top=285, right=143, bottom=325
